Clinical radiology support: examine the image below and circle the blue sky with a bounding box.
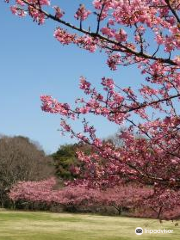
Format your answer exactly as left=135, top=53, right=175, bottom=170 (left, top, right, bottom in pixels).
left=1, top=1, right=142, bottom=154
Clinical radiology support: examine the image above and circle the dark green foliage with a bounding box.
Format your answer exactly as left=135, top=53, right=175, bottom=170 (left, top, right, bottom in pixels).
left=52, top=143, right=91, bottom=180
left=52, top=144, right=80, bottom=180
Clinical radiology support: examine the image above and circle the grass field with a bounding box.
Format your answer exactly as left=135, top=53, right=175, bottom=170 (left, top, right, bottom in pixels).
left=0, top=209, right=179, bottom=240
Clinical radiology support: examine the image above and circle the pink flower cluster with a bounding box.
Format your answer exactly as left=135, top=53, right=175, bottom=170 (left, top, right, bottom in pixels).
left=9, top=178, right=180, bottom=219
left=54, top=28, right=76, bottom=45
left=74, top=4, right=91, bottom=21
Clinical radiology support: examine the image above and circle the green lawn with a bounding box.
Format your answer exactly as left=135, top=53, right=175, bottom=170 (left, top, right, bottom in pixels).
left=0, top=209, right=179, bottom=240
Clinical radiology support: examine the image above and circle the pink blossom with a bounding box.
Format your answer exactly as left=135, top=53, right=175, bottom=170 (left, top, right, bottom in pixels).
left=75, top=4, right=91, bottom=21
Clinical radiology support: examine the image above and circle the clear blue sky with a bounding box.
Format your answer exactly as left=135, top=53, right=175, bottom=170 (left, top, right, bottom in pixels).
left=1, top=1, right=142, bottom=154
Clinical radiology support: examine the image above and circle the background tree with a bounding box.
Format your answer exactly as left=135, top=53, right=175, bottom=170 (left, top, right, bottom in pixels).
left=52, top=143, right=91, bottom=180
left=52, top=144, right=80, bottom=180
left=0, top=135, right=54, bottom=207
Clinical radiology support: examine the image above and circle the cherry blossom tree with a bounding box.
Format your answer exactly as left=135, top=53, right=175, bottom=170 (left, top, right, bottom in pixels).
left=9, top=178, right=150, bottom=215
left=142, top=187, right=180, bottom=219
left=54, top=186, right=100, bottom=212
left=10, top=178, right=180, bottom=219
left=97, top=185, right=152, bottom=215
left=9, top=178, right=101, bottom=212
left=9, top=177, right=57, bottom=203
left=6, top=0, right=180, bottom=204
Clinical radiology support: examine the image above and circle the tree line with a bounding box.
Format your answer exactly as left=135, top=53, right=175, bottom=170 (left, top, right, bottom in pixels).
left=1, top=134, right=180, bottom=219
left=0, top=135, right=92, bottom=209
